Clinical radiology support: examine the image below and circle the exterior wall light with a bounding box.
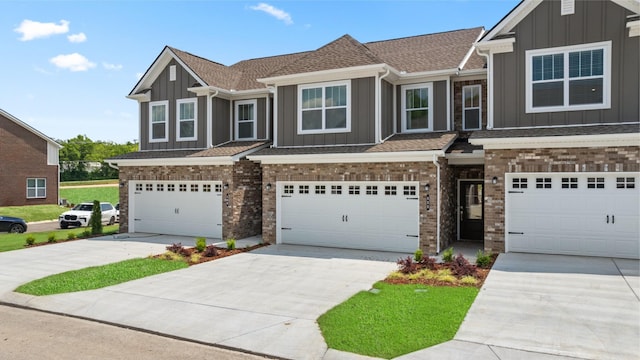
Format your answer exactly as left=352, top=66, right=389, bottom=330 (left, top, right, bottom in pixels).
left=424, top=184, right=430, bottom=192
left=266, top=183, right=272, bottom=190
left=492, top=176, right=498, bottom=184
left=223, top=183, right=229, bottom=190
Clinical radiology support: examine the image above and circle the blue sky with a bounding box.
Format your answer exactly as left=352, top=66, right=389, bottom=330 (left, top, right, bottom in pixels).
left=0, top=0, right=519, bottom=143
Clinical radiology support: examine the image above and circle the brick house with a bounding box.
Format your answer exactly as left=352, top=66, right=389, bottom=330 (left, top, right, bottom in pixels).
left=0, top=108, right=62, bottom=207
left=110, top=0, right=639, bottom=259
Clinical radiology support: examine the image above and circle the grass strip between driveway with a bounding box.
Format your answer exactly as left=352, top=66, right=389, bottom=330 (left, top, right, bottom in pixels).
left=0, top=225, right=119, bottom=253
left=15, top=258, right=188, bottom=296
left=318, top=282, right=479, bottom=359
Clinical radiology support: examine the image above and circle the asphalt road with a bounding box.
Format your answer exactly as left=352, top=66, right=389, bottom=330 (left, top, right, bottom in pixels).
left=26, top=220, right=62, bottom=233
left=0, top=305, right=270, bottom=360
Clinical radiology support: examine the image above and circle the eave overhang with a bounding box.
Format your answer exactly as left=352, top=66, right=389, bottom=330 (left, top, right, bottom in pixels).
left=469, top=133, right=640, bottom=150
left=248, top=150, right=447, bottom=165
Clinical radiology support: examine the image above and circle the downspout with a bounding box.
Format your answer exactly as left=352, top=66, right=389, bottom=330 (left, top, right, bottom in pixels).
left=377, top=68, right=391, bottom=143
left=207, top=90, right=219, bottom=147
left=107, top=161, right=119, bottom=171
left=432, top=154, right=441, bottom=254
left=475, top=46, right=491, bottom=129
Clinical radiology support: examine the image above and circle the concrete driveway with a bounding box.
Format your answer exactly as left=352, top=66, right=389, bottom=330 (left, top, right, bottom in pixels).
left=403, top=253, right=640, bottom=360
left=0, top=235, right=399, bottom=360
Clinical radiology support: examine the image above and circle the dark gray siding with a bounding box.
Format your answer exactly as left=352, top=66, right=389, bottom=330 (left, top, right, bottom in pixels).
left=396, top=80, right=449, bottom=132
left=381, top=80, right=394, bottom=139
left=230, top=98, right=268, bottom=140
left=493, top=0, right=639, bottom=128
left=212, top=97, right=231, bottom=146
left=276, top=77, right=376, bottom=147
left=140, top=59, right=207, bottom=150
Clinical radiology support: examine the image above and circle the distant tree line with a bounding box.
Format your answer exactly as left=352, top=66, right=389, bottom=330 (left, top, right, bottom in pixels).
left=58, top=135, right=137, bottom=181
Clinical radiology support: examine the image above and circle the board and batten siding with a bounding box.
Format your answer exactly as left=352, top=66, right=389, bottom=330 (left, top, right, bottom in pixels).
left=212, top=97, right=231, bottom=146
left=232, top=98, right=268, bottom=140
left=276, top=77, right=376, bottom=147
left=396, top=80, right=449, bottom=132
left=492, top=0, right=639, bottom=128
left=381, top=79, right=394, bottom=139
left=140, top=59, right=207, bottom=150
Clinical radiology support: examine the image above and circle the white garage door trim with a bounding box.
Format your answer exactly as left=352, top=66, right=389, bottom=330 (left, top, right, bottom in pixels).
left=505, top=172, right=639, bottom=259
left=276, top=181, right=420, bottom=253
left=129, top=180, right=223, bottom=238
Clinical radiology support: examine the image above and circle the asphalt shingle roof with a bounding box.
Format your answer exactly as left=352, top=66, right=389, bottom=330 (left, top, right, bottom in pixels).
left=470, top=124, right=640, bottom=139
left=109, top=141, right=269, bottom=161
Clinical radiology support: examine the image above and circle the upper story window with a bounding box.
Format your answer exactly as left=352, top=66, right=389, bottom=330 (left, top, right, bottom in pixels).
left=462, top=85, right=482, bottom=130
left=149, top=100, right=168, bottom=142
left=176, top=98, right=197, bottom=141
left=526, top=41, right=611, bottom=113
left=236, top=99, right=257, bottom=140
left=26, top=178, right=46, bottom=199
left=401, top=83, right=433, bottom=132
left=298, top=80, right=350, bottom=134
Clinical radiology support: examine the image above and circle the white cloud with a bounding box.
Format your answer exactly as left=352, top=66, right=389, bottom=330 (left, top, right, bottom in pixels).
left=103, top=62, right=123, bottom=71
left=250, top=3, right=293, bottom=25
left=67, top=32, right=87, bottom=43
left=49, top=53, right=96, bottom=72
left=14, top=19, right=69, bottom=41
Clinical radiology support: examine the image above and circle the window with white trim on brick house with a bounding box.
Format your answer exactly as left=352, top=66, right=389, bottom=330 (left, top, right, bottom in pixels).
left=26, top=178, right=46, bottom=199
left=462, top=84, right=481, bottom=130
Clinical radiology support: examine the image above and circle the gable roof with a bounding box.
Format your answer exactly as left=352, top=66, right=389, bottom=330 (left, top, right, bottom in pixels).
left=0, top=108, right=62, bottom=148
left=480, top=0, right=639, bottom=42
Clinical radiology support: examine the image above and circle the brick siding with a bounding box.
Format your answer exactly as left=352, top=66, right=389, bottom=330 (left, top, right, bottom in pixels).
left=453, top=79, right=488, bottom=135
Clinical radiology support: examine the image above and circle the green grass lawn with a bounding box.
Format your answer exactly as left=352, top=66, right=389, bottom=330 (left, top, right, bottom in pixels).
left=0, top=204, right=66, bottom=222
left=60, top=186, right=118, bottom=205
left=0, top=225, right=119, bottom=253
left=15, top=257, right=188, bottom=296
left=318, top=282, right=479, bottom=359
left=61, top=179, right=118, bottom=187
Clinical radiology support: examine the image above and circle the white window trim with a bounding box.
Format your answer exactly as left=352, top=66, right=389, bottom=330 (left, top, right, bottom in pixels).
left=176, top=98, right=198, bottom=141
left=297, top=80, right=351, bottom=135
left=525, top=41, right=611, bottom=114
left=462, top=84, right=482, bottom=131
left=235, top=99, right=258, bottom=140
left=149, top=100, right=169, bottom=143
left=26, top=178, right=46, bottom=199
left=401, top=82, right=434, bottom=133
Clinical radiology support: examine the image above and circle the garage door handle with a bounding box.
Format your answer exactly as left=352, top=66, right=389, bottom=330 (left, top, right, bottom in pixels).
left=281, top=195, right=292, bottom=198
left=406, top=197, right=419, bottom=200
left=281, top=227, right=292, bottom=230
left=508, top=191, right=524, bottom=194
left=406, top=235, right=419, bottom=238
left=612, top=215, right=615, bottom=224
left=508, top=231, right=524, bottom=235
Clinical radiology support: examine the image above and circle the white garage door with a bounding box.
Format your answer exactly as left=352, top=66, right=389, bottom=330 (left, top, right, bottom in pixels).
left=506, top=172, right=639, bottom=259
left=278, top=181, right=420, bottom=253
left=130, top=181, right=223, bottom=238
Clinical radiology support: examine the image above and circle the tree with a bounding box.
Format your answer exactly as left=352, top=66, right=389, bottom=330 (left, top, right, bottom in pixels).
left=89, top=200, right=103, bottom=235
left=58, top=135, right=138, bottom=181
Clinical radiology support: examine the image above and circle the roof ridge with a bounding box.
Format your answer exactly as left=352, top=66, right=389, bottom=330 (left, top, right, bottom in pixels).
left=365, top=27, right=485, bottom=45
left=168, top=46, right=229, bottom=68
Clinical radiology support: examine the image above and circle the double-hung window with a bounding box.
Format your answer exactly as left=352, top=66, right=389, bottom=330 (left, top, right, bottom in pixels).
left=526, top=41, right=611, bottom=113
left=298, top=80, right=350, bottom=134
left=149, top=100, right=168, bottom=142
left=401, top=83, right=433, bottom=132
left=26, top=178, right=46, bottom=199
left=176, top=98, right=197, bottom=141
left=236, top=99, right=257, bottom=140
left=462, top=85, right=482, bottom=130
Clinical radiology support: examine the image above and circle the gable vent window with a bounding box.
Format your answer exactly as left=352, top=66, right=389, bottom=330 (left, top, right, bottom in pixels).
left=561, top=177, right=578, bottom=189
left=561, top=0, right=575, bottom=16
left=617, top=177, right=636, bottom=189
left=349, top=185, right=360, bottom=195
left=536, top=178, right=552, bottom=189
left=315, top=185, right=326, bottom=194
left=587, top=177, right=605, bottom=189
left=512, top=178, right=528, bottom=189
left=169, top=65, right=176, bottom=81
left=331, top=185, right=342, bottom=195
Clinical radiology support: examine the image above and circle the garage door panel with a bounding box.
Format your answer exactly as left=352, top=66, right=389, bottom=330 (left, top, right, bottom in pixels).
left=279, top=181, right=419, bottom=253
left=506, top=173, right=639, bottom=259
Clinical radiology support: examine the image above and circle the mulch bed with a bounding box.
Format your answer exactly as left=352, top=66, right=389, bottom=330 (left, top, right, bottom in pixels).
left=155, top=244, right=268, bottom=265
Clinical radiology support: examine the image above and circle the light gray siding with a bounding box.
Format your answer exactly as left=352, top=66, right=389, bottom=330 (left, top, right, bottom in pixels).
left=276, top=77, right=376, bottom=147
left=493, top=0, right=639, bottom=128
left=381, top=80, right=394, bottom=139
left=140, top=59, right=207, bottom=150
left=212, top=97, right=231, bottom=146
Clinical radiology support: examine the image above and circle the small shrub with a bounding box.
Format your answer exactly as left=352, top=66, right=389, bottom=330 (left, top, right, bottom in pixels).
left=460, top=276, right=478, bottom=285
left=226, top=238, right=236, bottom=250
left=203, top=245, right=218, bottom=257
left=435, top=269, right=452, bottom=279
left=476, top=250, right=492, bottom=268
left=442, top=247, right=454, bottom=262
left=396, top=256, right=419, bottom=274
left=189, top=253, right=202, bottom=264
left=386, top=271, right=406, bottom=280
left=47, top=233, right=57, bottom=243
left=25, top=235, right=36, bottom=246
left=162, top=251, right=185, bottom=262
left=414, top=249, right=423, bottom=262
left=90, top=200, right=103, bottom=235
left=438, top=274, right=458, bottom=283
left=195, top=237, right=207, bottom=252
left=67, top=233, right=77, bottom=240
left=419, top=255, right=437, bottom=270
left=166, top=243, right=186, bottom=254
left=449, top=253, right=477, bottom=277
left=81, top=230, right=91, bottom=238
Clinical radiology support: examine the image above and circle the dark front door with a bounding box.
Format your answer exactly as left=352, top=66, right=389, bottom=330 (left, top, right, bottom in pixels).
left=459, top=181, right=483, bottom=241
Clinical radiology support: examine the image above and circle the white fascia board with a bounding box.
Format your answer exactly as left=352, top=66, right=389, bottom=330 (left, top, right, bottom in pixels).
left=112, top=157, right=235, bottom=167
left=125, top=91, right=151, bottom=103
left=130, top=48, right=207, bottom=96
left=248, top=150, right=446, bottom=165
left=445, top=151, right=485, bottom=165
left=257, top=64, right=387, bottom=86
left=481, top=0, right=542, bottom=42
left=230, top=142, right=272, bottom=162
left=474, top=37, right=516, bottom=54
left=627, top=20, right=640, bottom=37
left=458, top=29, right=486, bottom=70
left=613, top=0, right=640, bottom=14
left=395, top=69, right=458, bottom=82
left=469, top=133, right=640, bottom=149
left=0, top=108, right=62, bottom=148
left=188, top=86, right=227, bottom=97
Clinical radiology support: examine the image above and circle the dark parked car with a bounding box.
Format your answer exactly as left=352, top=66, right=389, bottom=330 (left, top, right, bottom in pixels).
left=0, top=216, right=28, bottom=233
